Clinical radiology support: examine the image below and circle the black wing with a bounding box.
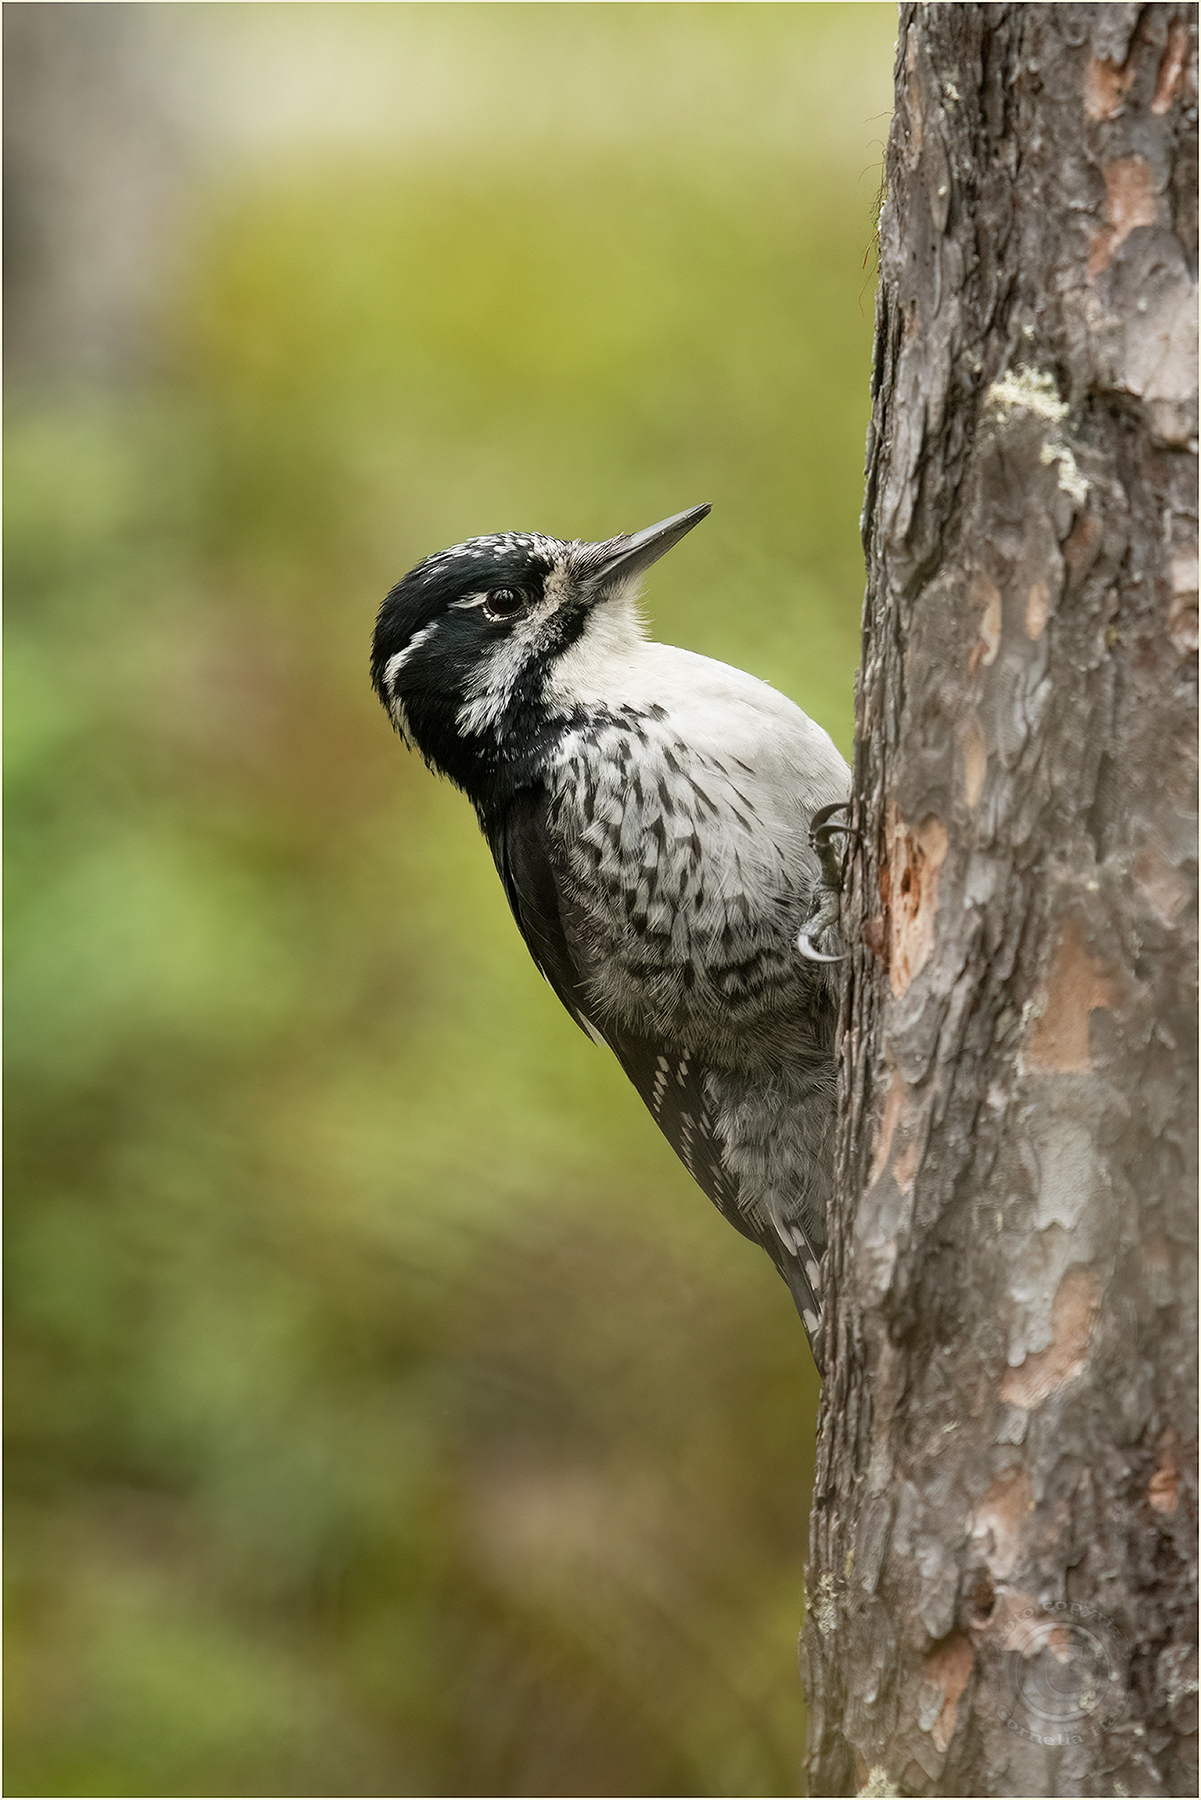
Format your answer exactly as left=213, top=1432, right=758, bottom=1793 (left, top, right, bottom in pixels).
left=488, top=785, right=601, bottom=1043
left=488, top=788, right=825, bottom=1355
left=489, top=795, right=828, bottom=1353
left=488, top=788, right=745, bottom=1238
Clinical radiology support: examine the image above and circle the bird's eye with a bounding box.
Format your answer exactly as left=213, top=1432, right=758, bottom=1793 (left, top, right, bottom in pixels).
left=482, top=587, right=527, bottom=621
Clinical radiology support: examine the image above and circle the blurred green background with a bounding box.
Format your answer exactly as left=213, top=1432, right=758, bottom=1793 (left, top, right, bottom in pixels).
left=5, top=5, right=893, bottom=1795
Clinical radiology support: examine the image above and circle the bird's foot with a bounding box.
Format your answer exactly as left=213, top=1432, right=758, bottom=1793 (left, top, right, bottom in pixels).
left=797, top=800, right=853, bottom=963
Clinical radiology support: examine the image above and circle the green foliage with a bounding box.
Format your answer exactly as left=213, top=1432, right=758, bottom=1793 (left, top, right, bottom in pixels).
left=6, top=7, right=893, bottom=1793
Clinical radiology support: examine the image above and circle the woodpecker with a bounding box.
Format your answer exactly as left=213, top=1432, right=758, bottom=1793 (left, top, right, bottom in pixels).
left=371, top=504, right=850, bottom=1359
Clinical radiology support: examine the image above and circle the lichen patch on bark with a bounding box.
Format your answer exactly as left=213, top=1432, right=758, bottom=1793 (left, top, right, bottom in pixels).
left=985, top=365, right=1070, bottom=425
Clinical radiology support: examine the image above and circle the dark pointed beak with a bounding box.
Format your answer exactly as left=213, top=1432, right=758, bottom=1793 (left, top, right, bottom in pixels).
left=585, top=502, right=712, bottom=589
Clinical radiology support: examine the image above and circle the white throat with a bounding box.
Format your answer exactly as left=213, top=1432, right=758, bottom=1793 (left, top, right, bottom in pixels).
left=543, top=585, right=650, bottom=714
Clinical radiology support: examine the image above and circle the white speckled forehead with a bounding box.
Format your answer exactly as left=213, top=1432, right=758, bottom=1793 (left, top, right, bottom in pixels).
left=420, top=531, right=566, bottom=571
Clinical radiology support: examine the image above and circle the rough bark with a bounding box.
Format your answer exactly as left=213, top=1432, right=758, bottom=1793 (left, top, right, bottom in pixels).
left=803, top=7, right=1198, bottom=1796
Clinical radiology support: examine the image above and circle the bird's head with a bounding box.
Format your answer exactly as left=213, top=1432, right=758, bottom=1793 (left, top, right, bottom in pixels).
left=371, top=503, right=711, bottom=802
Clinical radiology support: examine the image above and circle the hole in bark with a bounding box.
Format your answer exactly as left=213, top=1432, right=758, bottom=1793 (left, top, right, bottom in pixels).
left=970, top=1572, right=996, bottom=1621
left=1085, top=751, right=1119, bottom=860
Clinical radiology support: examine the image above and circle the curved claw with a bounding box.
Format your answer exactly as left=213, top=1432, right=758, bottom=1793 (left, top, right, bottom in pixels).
left=810, top=800, right=853, bottom=887
left=798, top=799, right=854, bottom=963
left=810, top=798, right=850, bottom=837
left=796, top=931, right=848, bottom=964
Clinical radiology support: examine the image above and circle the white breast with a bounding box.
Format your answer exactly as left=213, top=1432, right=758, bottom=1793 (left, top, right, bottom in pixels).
left=542, top=606, right=849, bottom=1044
left=545, top=598, right=849, bottom=831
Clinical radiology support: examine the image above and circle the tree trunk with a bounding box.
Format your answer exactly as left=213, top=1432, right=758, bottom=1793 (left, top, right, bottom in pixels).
left=803, top=7, right=1197, bottom=1796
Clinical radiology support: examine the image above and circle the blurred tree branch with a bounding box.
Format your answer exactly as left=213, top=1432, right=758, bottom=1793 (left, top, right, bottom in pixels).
left=3, top=3, right=183, bottom=386
left=804, top=6, right=1197, bottom=1794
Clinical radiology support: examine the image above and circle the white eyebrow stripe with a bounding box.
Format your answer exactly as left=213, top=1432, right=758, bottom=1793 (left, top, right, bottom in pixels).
left=383, top=621, right=439, bottom=689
